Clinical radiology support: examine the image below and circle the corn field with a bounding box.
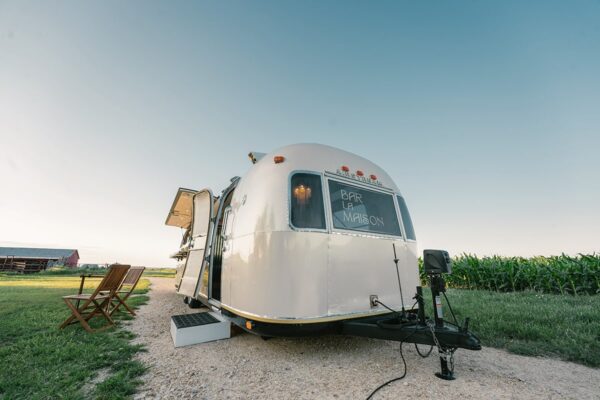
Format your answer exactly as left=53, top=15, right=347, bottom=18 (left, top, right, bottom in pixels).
left=419, top=253, right=600, bottom=295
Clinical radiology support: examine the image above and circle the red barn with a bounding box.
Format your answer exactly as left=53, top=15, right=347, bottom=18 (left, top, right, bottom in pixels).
left=0, top=247, right=80, bottom=273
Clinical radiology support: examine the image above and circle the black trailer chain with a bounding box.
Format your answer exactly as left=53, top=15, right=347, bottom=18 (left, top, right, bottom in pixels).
left=442, top=348, right=455, bottom=373
left=427, top=320, right=441, bottom=348
left=427, top=320, right=456, bottom=373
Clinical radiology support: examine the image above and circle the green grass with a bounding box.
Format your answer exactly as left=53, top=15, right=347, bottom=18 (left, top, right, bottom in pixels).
left=0, top=274, right=150, bottom=399
left=141, top=268, right=176, bottom=278
left=25, top=266, right=177, bottom=279
left=422, top=288, right=600, bottom=367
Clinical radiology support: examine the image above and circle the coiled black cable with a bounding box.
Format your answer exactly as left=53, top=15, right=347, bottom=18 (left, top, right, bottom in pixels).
left=365, top=299, right=420, bottom=399
left=373, top=299, right=398, bottom=314
left=374, top=299, right=418, bottom=314
left=365, top=342, right=407, bottom=400
left=365, top=295, right=468, bottom=398
left=414, top=343, right=433, bottom=358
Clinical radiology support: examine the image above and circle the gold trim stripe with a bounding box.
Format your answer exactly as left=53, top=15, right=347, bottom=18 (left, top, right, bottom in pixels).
left=220, top=304, right=391, bottom=324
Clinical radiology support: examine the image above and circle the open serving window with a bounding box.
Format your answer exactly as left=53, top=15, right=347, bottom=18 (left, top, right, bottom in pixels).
left=165, top=188, right=198, bottom=229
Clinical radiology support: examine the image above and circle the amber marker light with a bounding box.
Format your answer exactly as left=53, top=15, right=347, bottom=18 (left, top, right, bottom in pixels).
left=245, top=321, right=253, bottom=330
left=274, top=155, right=285, bottom=163
left=356, top=170, right=364, bottom=177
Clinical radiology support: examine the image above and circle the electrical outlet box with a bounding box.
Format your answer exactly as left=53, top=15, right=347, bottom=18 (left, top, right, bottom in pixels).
left=370, top=295, right=379, bottom=308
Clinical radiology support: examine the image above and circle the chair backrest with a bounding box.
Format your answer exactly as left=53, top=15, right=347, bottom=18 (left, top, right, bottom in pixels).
left=121, top=266, right=145, bottom=288
left=95, top=264, right=130, bottom=294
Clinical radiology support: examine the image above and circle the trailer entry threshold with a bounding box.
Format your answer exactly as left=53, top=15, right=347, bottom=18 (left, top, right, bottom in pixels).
left=170, top=311, right=231, bottom=347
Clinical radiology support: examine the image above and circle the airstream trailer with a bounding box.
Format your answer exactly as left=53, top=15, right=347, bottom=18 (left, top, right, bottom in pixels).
left=166, top=143, right=480, bottom=379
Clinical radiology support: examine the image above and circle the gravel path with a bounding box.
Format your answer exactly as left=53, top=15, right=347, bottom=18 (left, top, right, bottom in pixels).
left=129, top=278, right=600, bottom=400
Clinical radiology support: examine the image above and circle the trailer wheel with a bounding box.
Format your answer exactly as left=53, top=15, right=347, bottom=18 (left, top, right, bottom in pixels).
left=188, top=298, right=203, bottom=309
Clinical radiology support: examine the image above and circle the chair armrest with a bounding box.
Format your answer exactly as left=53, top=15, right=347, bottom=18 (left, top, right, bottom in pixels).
left=76, top=274, right=103, bottom=295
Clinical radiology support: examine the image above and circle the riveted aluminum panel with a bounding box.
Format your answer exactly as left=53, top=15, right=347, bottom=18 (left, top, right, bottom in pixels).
left=327, top=235, right=420, bottom=316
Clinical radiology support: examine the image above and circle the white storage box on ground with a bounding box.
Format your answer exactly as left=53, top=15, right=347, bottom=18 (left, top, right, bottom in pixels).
left=170, top=311, right=231, bottom=347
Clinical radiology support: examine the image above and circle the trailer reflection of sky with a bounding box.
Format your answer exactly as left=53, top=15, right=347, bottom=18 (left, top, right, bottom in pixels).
left=1, top=1, right=598, bottom=266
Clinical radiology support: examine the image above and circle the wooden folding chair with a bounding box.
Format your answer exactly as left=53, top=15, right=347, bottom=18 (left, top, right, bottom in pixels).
left=107, top=266, right=145, bottom=316
left=59, top=264, right=130, bottom=333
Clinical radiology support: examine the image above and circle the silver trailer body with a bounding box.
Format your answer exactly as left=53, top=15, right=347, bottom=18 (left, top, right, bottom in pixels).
left=165, top=143, right=419, bottom=326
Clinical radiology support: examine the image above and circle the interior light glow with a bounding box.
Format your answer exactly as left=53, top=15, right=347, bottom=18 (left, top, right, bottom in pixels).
left=293, top=184, right=312, bottom=205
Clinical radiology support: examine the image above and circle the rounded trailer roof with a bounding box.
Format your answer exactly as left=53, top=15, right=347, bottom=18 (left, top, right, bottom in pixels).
left=230, top=143, right=404, bottom=236
left=254, top=143, right=401, bottom=193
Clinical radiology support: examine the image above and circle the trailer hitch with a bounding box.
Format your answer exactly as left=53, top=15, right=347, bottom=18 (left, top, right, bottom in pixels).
left=341, top=308, right=481, bottom=351
left=343, top=249, right=481, bottom=381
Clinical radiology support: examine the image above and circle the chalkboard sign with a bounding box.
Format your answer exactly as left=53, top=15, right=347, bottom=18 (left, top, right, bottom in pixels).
left=328, top=180, right=401, bottom=236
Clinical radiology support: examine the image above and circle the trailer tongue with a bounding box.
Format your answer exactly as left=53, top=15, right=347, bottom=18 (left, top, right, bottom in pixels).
left=343, top=249, right=481, bottom=383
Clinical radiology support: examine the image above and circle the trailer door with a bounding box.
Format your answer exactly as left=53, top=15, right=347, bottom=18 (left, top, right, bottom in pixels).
left=177, top=189, right=214, bottom=298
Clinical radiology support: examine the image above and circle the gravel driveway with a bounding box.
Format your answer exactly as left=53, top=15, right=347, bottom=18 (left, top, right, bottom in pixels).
left=129, top=278, right=600, bottom=399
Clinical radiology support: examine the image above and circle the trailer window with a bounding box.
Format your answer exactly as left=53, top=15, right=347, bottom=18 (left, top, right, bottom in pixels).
left=397, top=196, right=416, bottom=240
left=290, top=173, right=326, bottom=230
left=328, top=180, right=401, bottom=236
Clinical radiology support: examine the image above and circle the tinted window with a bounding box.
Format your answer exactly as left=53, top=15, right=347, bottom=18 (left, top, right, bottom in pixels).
left=397, top=196, right=416, bottom=240
left=328, top=180, right=401, bottom=236
left=290, top=173, right=326, bottom=229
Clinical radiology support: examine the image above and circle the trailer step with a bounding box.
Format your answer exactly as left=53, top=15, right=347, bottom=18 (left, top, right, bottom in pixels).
left=170, top=311, right=231, bottom=347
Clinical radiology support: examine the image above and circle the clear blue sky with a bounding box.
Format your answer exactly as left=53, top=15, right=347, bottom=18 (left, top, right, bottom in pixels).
left=1, top=1, right=599, bottom=267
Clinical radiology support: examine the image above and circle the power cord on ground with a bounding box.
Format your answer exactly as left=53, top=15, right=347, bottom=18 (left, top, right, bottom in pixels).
left=365, top=299, right=420, bottom=399
left=365, top=342, right=408, bottom=400
left=365, top=297, right=463, bottom=398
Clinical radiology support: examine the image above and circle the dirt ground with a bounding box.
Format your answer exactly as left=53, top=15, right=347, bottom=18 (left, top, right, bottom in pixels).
left=128, top=278, right=600, bottom=399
